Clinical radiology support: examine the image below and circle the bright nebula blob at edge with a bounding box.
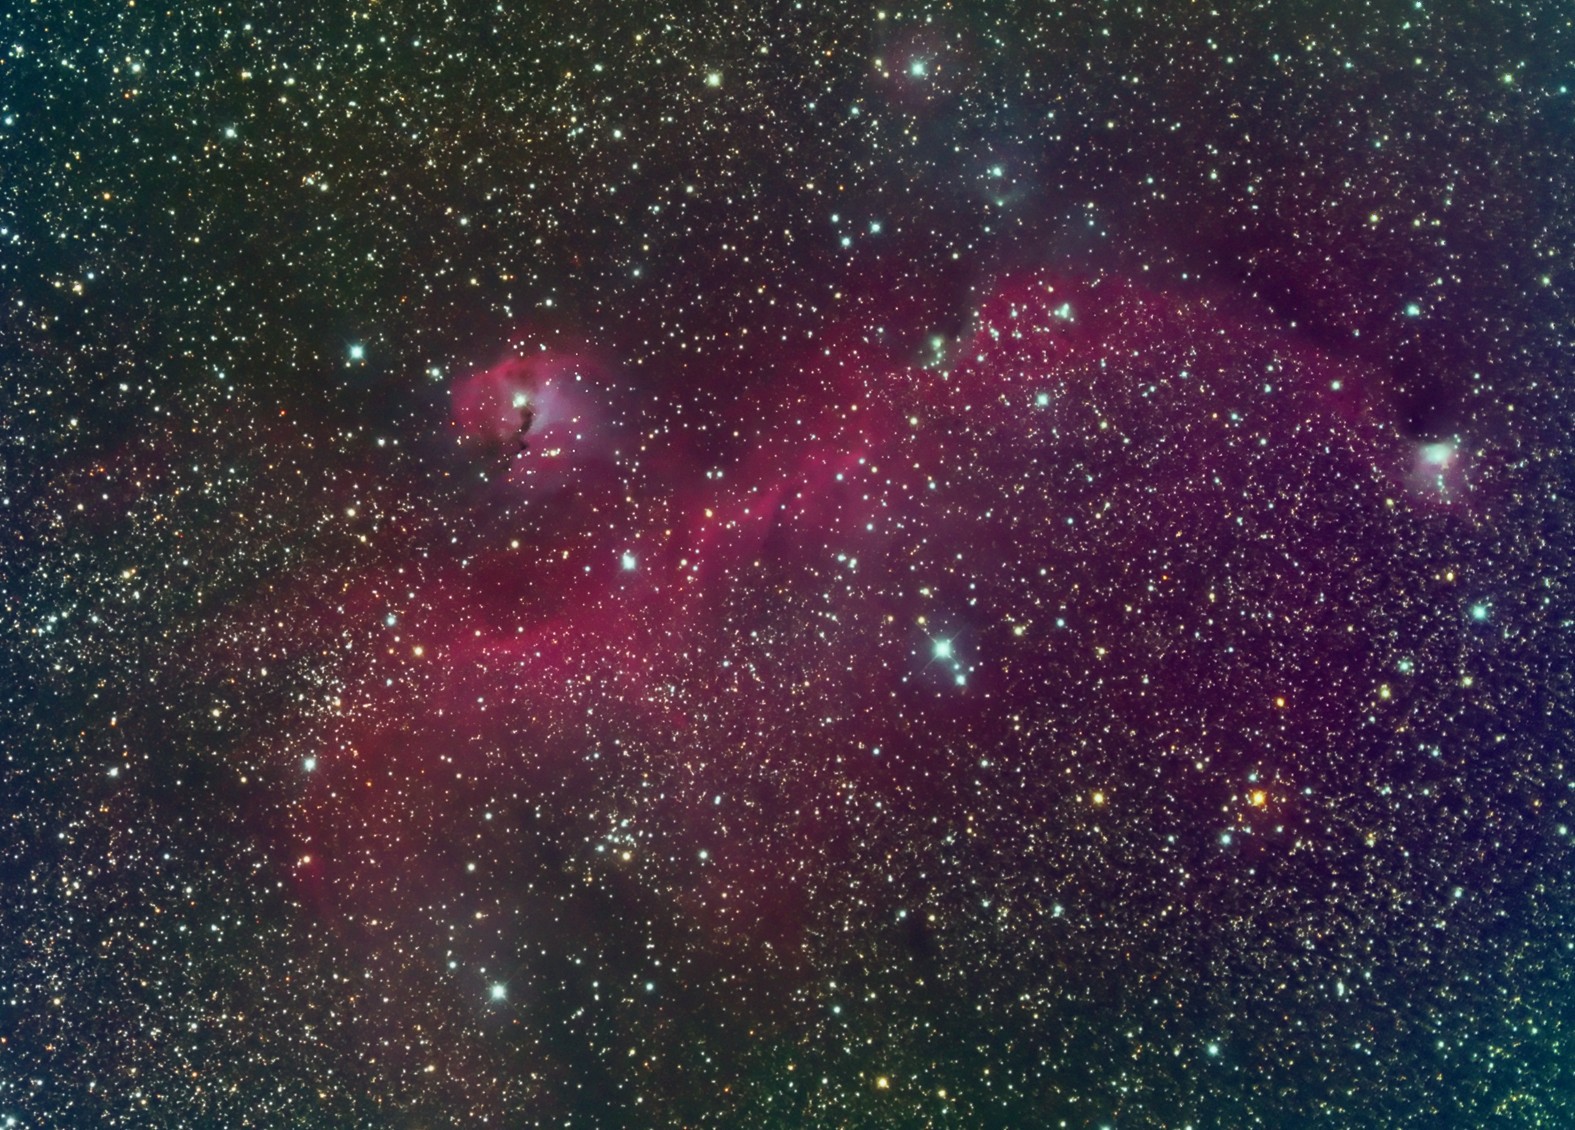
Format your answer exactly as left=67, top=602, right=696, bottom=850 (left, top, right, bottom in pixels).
left=451, top=345, right=617, bottom=490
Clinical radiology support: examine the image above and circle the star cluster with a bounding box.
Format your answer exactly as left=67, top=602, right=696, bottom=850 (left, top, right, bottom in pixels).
left=4, top=1, right=1573, bottom=1126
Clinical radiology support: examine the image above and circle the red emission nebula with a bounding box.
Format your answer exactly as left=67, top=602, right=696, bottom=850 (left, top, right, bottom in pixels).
left=277, top=268, right=1460, bottom=951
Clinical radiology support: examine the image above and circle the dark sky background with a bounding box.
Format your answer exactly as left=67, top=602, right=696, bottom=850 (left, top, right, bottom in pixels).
left=4, top=1, right=1573, bottom=1126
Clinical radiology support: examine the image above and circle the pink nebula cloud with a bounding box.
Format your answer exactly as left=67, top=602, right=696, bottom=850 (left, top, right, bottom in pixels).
left=451, top=345, right=616, bottom=492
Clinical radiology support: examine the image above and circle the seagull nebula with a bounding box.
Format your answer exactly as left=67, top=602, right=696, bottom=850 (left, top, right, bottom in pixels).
left=6, top=3, right=1572, bottom=1127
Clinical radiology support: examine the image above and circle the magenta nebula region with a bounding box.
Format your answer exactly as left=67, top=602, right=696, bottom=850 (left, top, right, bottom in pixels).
left=289, top=270, right=1430, bottom=962
left=10, top=7, right=1568, bottom=1124
left=451, top=346, right=618, bottom=492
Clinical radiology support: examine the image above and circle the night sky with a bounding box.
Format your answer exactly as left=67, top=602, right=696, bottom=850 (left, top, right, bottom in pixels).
left=4, top=2, right=1574, bottom=1126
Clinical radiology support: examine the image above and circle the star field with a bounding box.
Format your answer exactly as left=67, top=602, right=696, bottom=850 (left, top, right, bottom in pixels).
left=4, top=1, right=1574, bottom=1127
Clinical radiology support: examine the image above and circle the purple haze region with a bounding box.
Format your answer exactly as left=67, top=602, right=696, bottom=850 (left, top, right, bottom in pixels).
left=7, top=7, right=1563, bottom=1125
left=273, top=270, right=1451, bottom=994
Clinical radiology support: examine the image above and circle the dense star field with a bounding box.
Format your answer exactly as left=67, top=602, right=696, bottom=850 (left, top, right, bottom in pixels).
left=4, top=1, right=1573, bottom=1126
